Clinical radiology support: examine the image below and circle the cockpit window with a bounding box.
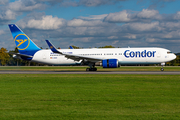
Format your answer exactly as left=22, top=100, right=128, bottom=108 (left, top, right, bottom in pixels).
left=167, top=51, right=173, bottom=54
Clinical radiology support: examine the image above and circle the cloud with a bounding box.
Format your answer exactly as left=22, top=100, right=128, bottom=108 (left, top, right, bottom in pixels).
left=148, top=0, right=177, bottom=9
left=8, top=0, right=47, bottom=12
left=104, top=10, right=131, bottom=23
left=0, top=0, right=8, bottom=5
left=60, top=0, right=127, bottom=7
left=67, top=18, right=109, bottom=27
left=104, top=9, right=161, bottom=23
left=137, top=9, right=159, bottom=19
left=19, top=15, right=66, bottom=30
left=125, top=22, right=161, bottom=32
left=0, top=9, right=17, bottom=21
left=0, top=0, right=48, bottom=25
left=78, top=14, right=108, bottom=20
left=78, top=0, right=121, bottom=7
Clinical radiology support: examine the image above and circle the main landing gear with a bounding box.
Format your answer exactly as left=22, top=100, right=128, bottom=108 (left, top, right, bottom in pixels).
left=86, top=64, right=97, bottom=71
left=86, top=68, right=97, bottom=71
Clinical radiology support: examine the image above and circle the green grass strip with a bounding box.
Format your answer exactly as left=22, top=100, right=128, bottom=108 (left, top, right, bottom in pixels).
left=0, top=66, right=180, bottom=71
left=0, top=74, right=180, bottom=120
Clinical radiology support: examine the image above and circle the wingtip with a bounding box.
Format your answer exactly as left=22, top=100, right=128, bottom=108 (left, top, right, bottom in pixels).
left=45, top=40, right=61, bottom=54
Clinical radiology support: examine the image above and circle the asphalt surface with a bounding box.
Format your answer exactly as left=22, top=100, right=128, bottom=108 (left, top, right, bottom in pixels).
left=0, top=70, right=180, bottom=74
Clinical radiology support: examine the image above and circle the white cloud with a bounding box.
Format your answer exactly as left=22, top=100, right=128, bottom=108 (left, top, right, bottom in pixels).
left=173, top=11, right=180, bottom=20
left=126, top=22, right=161, bottom=31
left=124, top=34, right=136, bottom=39
left=67, top=19, right=107, bottom=27
left=104, top=10, right=131, bottom=23
left=104, top=9, right=162, bottom=23
left=108, top=36, right=118, bottom=39
left=161, top=22, right=180, bottom=30
left=146, top=38, right=156, bottom=42
left=112, top=40, right=119, bottom=45
left=60, top=0, right=127, bottom=7
left=0, top=10, right=17, bottom=20
left=163, top=30, right=180, bottom=39
left=24, top=15, right=65, bottom=30
left=137, top=9, right=159, bottom=19
left=79, top=14, right=108, bottom=20
left=8, top=0, right=46, bottom=12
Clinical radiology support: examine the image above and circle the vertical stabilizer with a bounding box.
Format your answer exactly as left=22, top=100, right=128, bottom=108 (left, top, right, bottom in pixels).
left=8, top=24, right=41, bottom=56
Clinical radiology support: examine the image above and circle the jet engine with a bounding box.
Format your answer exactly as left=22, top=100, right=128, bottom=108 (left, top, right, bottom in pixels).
left=102, top=59, right=119, bottom=68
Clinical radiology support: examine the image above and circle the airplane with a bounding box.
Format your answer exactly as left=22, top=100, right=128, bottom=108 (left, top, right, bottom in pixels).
left=8, top=24, right=176, bottom=71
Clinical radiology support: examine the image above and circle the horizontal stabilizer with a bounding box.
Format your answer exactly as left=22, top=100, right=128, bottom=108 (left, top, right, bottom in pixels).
left=9, top=52, right=33, bottom=58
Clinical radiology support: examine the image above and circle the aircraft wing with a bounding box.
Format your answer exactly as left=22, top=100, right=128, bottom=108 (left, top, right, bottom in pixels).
left=45, top=40, right=103, bottom=62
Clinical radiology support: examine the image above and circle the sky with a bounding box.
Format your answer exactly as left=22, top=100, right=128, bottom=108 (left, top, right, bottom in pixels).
left=0, top=0, right=180, bottom=53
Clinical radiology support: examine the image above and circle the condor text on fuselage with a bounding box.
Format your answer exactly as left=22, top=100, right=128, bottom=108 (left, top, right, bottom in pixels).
left=124, top=50, right=156, bottom=58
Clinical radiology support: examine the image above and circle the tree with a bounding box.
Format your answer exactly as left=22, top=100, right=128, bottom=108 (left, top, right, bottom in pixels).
left=8, top=47, right=20, bottom=66
left=99, top=45, right=115, bottom=48
left=166, top=55, right=180, bottom=66
left=69, top=45, right=80, bottom=49
left=0, top=47, right=10, bottom=66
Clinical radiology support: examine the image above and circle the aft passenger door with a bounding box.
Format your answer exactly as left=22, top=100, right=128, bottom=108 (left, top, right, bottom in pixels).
left=43, top=53, right=47, bottom=60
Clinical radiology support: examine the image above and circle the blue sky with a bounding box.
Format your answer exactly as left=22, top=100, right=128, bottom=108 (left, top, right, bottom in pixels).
left=0, top=0, right=180, bottom=52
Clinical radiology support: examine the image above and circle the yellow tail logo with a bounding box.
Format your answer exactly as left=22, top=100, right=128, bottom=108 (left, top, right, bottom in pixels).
left=14, top=34, right=30, bottom=50
left=16, top=39, right=27, bottom=47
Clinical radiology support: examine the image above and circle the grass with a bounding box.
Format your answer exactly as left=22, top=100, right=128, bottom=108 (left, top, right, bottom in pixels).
left=0, top=66, right=180, bottom=71
left=0, top=74, right=180, bottom=119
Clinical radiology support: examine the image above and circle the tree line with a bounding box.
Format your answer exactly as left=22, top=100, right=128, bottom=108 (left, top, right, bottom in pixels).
left=0, top=47, right=180, bottom=66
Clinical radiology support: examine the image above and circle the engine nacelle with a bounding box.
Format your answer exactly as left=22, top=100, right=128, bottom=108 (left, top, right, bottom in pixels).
left=102, top=59, right=119, bottom=68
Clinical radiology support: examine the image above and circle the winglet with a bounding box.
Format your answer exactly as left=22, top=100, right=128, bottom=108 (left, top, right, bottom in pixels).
left=45, top=40, right=62, bottom=54
left=69, top=46, right=73, bottom=49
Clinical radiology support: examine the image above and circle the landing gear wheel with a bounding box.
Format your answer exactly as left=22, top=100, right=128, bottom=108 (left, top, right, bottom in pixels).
left=161, top=68, right=164, bottom=71
left=92, top=68, right=97, bottom=71
left=86, top=68, right=97, bottom=71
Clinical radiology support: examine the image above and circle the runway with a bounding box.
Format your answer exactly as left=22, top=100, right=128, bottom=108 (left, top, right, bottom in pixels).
left=0, top=70, right=180, bottom=75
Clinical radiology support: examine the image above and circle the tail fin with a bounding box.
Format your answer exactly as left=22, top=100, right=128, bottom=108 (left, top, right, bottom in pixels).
left=8, top=24, right=41, bottom=56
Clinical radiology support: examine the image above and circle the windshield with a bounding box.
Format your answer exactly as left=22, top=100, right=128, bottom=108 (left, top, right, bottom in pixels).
left=167, top=51, right=173, bottom=54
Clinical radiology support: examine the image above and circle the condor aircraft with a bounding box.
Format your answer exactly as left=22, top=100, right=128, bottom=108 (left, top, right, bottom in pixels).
left=8, top=24, right=176, bottom=71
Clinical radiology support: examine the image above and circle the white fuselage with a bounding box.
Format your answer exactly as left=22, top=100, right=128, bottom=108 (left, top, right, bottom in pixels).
left=31, top=47, right=176, bottom=65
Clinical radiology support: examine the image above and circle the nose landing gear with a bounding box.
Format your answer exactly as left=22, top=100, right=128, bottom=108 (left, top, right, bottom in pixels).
left=160, top=62, right=165, bottom=71
left=160, top=67, right=164, bottom=71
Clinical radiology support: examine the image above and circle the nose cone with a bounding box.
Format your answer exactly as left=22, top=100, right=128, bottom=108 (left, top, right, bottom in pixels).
left=173, top=54, right=176, bottom=60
